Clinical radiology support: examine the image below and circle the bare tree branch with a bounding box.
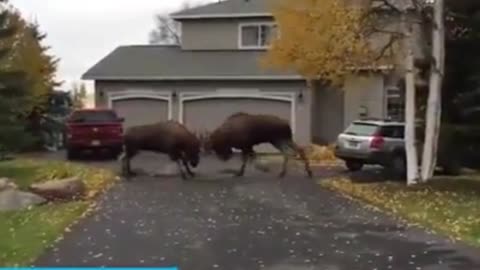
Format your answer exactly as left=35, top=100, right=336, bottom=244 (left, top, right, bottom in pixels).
left=375, top=33, right=402, bottom=60
left=148, top=1, right=196, bottom=45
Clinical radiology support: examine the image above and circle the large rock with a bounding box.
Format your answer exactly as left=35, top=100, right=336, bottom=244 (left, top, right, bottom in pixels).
left=0, top=177, right=18, bottom=191
left=29, top=177, right=86, bottom=201
left=0, top=189, right=46, bottom=212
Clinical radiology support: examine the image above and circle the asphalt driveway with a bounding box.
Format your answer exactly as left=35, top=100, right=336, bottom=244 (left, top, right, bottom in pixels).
left=34, top=152, right=480, bottom=270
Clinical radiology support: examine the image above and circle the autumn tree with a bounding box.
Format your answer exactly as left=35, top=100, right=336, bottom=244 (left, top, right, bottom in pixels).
left=263, top=0, right=384, bottom=84
left=2, top=10, right=60, bottom=116
left=0, top=2, right=31, bottom=155
left=263, top=0, right=429, bottom=185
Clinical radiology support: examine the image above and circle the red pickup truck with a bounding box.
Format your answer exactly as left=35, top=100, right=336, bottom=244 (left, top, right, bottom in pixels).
left=65, top=108, right=124, bottom=160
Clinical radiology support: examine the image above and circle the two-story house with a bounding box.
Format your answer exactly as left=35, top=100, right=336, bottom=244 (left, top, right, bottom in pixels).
left=82, top=0, right=423, bottom=149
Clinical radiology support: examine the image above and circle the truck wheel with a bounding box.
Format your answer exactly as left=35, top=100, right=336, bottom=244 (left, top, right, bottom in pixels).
left=111, top=147, right=123, bottom=160
left=346, top=160, right=364, bottom=172
left=66, top=148, right=78, bottom=160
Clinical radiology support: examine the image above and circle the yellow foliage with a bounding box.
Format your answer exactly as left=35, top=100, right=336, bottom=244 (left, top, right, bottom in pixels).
left=305, top=144, right=339, bottom=164
left=321, top=177, right=480, bottom=246
left=0, top=9, right=59, bottom=114
left=262, top=0, right=391, bottom=85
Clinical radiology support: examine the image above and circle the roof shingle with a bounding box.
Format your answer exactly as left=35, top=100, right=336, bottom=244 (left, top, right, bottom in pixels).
left=170, top=0, right=273, bottom=19
left=81, top=45, right=301, bottom=81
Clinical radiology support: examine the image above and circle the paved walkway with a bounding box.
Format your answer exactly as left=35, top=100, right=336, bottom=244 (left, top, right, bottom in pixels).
left=34, top=152, right=480, bottom=270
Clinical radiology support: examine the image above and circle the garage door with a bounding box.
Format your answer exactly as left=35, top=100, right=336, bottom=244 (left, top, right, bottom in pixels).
left=182, top=97, right=293, bottom=153
left=112, top=98, right=169, bottom=129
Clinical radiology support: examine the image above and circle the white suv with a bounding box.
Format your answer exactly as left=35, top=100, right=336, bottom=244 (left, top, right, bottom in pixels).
left=334, top=119, right=461, bottom=177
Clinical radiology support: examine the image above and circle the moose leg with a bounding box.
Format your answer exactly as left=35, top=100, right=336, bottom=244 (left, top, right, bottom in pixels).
left=272, top=141, right=290, bottom=178
left=182, top=159, right=195, bottom=177
left=121, top=145, right=137, bottom=179
left=235, top=148, right=254, bottom=177
left=168, top=151, right=188, bottom=180
left=288, top=141, right=313, bottom=178
left=175, top=159, right=188, bottom=180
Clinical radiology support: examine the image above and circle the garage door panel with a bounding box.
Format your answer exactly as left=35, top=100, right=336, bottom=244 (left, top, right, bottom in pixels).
left=183, top=98, right=292, bottom=153
left=113, top=98, right=168, bottom=129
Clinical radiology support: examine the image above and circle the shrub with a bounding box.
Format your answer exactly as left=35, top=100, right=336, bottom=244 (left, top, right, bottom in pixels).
left=305, top=144, right=338, bottom=163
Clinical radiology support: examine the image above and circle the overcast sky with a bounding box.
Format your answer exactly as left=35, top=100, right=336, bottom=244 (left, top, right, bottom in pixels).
left=10, top=0, right=215, bottom=93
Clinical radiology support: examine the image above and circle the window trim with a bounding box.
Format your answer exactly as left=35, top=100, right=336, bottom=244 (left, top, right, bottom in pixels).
left=238, top=22, right=277, bottom=50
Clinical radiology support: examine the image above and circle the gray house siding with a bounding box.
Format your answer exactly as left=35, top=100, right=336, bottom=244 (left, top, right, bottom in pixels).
left=181, top=17, right=274, bottom=50
left=94, top=80, right=313, bottom=146
left=343, top=74, right=386, bottom=128
left=310, top=73, right=387, bottom=145
left=311, top=85, right=345, bottom=145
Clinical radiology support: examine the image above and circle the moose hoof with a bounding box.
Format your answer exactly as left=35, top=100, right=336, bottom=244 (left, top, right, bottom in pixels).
left=234, top=172, right=245, bottom=178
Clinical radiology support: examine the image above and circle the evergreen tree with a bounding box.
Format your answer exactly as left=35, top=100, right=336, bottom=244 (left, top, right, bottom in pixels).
left=443, top=0, right=480, bottom=124
left=0, top=3, right=31, bottom=155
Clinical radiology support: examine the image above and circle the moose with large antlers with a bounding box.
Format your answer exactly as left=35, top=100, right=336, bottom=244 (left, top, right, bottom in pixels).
left=118, top=113, right=313, bottom=180
left=205, top=112, right=313, bottom=178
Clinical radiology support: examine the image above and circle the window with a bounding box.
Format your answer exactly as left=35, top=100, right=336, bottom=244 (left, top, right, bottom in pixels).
left=344, top=123, right=380, bottom=136
left=386, top=86, right=405, bottom=121
left=239, top=23, right=277, bottom=49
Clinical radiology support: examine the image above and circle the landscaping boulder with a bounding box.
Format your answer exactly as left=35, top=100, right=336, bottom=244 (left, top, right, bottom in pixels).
left=29, top=177, right=86, bottom=201
left=0, top=177, right=18, bottom=191
left=0, top=189, right=46, bottom=211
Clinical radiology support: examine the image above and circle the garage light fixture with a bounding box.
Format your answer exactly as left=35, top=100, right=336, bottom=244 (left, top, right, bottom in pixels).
left=172, top=91, right=177, bottom=99
left=297, top=89, right=304, bottom=101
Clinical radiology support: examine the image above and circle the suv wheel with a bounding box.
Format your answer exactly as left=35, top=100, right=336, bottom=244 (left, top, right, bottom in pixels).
left=442, top=159, right=461, bottom=176
left=345, top=160, right=364, bottom=172
left=389, top=154, right=406, bottom=179
left=111, top=147, right=123, bottom=160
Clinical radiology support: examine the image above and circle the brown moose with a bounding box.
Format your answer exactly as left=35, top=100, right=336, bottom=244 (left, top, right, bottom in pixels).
left=206, top=112, right=313, bottom=178
left=119, top=120, right=201, bottom=180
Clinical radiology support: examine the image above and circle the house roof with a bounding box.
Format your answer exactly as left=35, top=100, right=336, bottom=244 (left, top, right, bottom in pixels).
left=170, top=0, right=273, bottom=20
left=170, top=0, right=419, bottom=20
left=81, top=45, right=302, bottom=81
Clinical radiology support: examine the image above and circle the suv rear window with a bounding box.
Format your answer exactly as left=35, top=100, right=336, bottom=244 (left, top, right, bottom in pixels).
left=379, top=126, right=404, bottom=138
left=344, top=123, right=380, bottom=136
left=70, top=110, right=119, bottom=123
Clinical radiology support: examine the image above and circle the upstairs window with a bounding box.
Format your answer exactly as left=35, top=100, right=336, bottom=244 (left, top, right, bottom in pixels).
left=239, top=23, right=277, bottom=49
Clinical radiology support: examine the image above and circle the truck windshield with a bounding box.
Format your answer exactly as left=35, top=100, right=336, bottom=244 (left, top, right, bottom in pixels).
left=344, top=123, right=379, bottom=136
left=70, top=110, right=118, bottom=123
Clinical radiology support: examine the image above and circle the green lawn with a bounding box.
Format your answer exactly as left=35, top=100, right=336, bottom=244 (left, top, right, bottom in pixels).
left=0, top=158, right=117, bottom=266
left=0, top=160, right=40, bottom=189
left=320, top=173, right=480, bottom=247
left=0, top=202, right=88, bottom=266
